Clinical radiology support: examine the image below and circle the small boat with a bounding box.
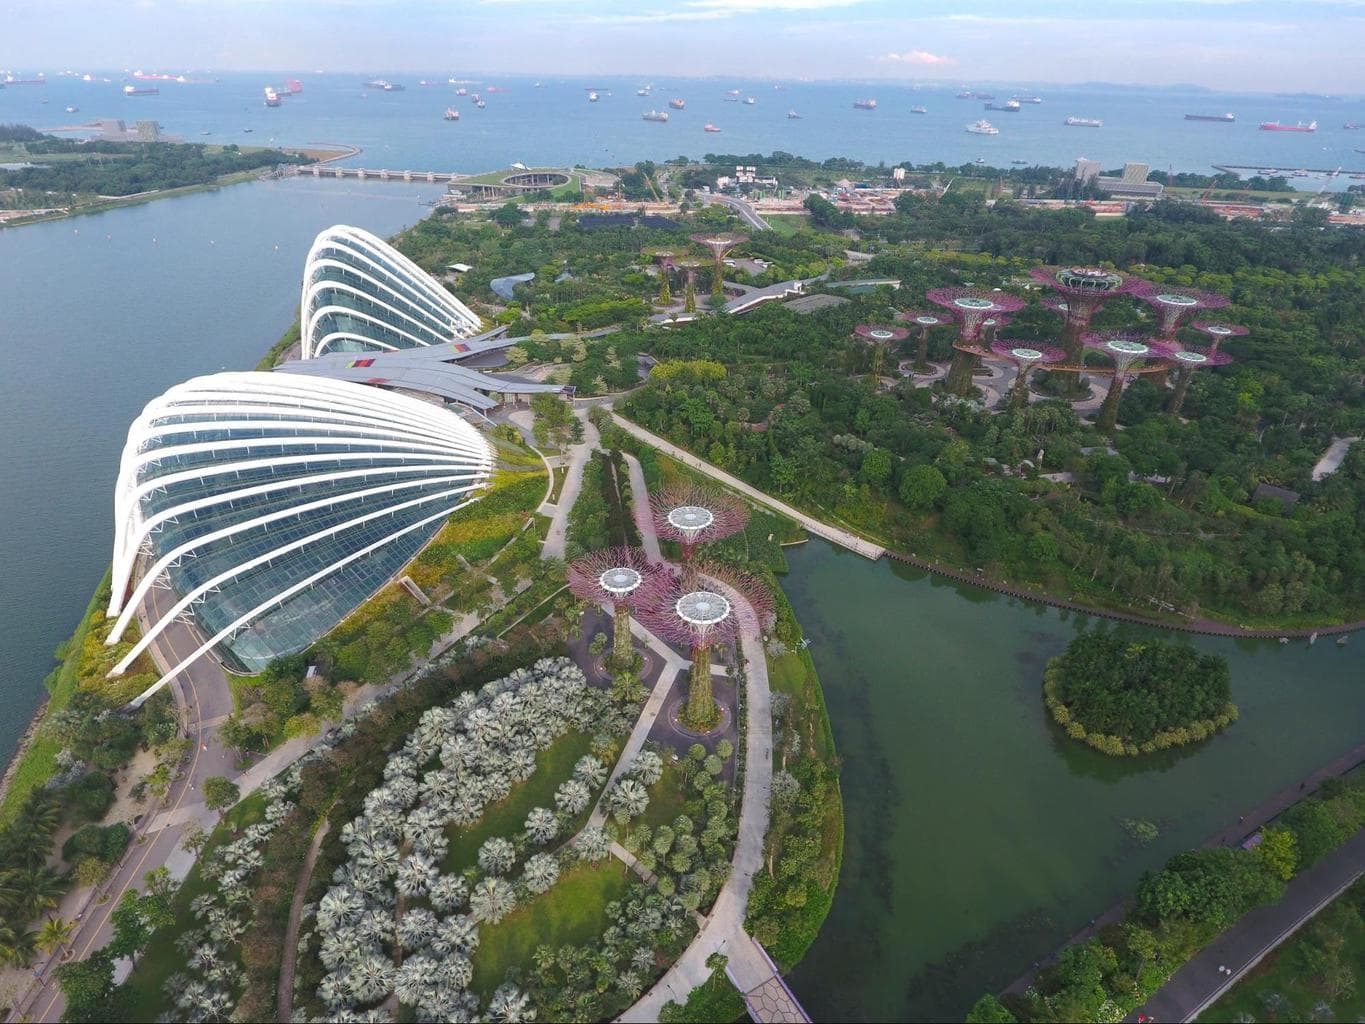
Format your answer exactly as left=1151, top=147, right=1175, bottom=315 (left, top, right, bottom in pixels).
left=243, top=127, right=253, bottom=133
left=910, top=106, right=927, bottom=114
left=1185, top=112, right=1235, bottom=122
left=1013, top=95, right=1042, bottom=104
left=444, top=106, right=460, bottom=121
left=65, top=105, right=78, bottom=113
left=744, top=96, right=756, bottom=105
left=704, top=123, right=721, bottom=133
left=965, top=119, right=999, bottom=135
left=642, top=110, right=669, bottom=123
left=455, top=87, right=467, bottom=96
left=723, top=92, right=740, bottom=102
left=787, top=109, right=802, bottom=119
left=263, top=86, right=281, bottom=107
left=636, top=86, right=651, bottom=96
left=588, top=91, right=599, bottom=102
left=1065, top=115, right=1103, bottom=128
left=200, top=130, right=210, bottom=135
left=475, top=98, right=486, bottom=108
left=853, top=98, right=877, bottom=110
left=669, top=98, right=685, bottom=109
left=1344, top=122, right=1362, bottom=130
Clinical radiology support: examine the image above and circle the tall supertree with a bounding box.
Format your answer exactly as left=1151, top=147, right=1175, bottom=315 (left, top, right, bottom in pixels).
left=690, top=232, right=748, bottom=301
left=926, top=288, right=1027, bottom=395
left=1190, top=321, right=1250, bottom=354
left=1131, top=282, right=1230, bottom=341
left=896, top=311, right=948, bottom=374
left=1030, top=266, right=1145, bottom=368
left=676, top=257, right=707, bottom=315
left=854, top=323, right=909, bottom=378
left=1167, top=346, right=1233, bottom=416
left=650, top=481, right=749, bottom=568
left=567, top=547, right=667, bottom=669
left=637, top=566, right=771, bottom=731
left=1084, top=332, right=1175, bottom=433
left=990, top=342, right=1067, bottom=411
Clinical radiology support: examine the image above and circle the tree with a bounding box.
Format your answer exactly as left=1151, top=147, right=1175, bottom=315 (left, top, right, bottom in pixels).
left=1257, top=827, right=1298, bottom=881
left=56, top=951, right=129, bottom=1023
left=966, top=993, right=1016, bottom=1023
left=492, top=202, right=524, bottom=228
left=899, top=464, right=947, bottom=511
left=201, top=776, right=239, bottom=814
left=108, top=890, right=152, bottom=965
left=37, top=916, right=75, bottom=955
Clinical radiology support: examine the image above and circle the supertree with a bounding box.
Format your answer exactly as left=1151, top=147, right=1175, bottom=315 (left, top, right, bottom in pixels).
left=637, top=566, right=771, bottom=731
left=675, top=257, right=707, bottom=315
left=926, top=288, right=1027, bottom=395
left=990, top=342, right=1067, bottom=411
left=895, top=311, right=948, bottom=374
left=690, top=232, right=748, bottom=301
left=650, top=481, right=749, bottom=568
left=1030, top=266, right=1145, bottom=367
left=567, top=547, right=668, bottom=669
left=1190, top=321, right=1250, bottom=354
left=1131, top=282, right=1230, bottom=341
left=1083, top=332, right=1175, bottom=433
left=854, top=323, right=910, bottom=378
left=1167, top=346, right=1233, bottom=416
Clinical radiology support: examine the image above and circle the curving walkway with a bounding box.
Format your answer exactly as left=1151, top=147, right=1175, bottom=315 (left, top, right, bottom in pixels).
left=277, top=819, right=331, bottom=1022
left=542, top=406, right=601, bottom=560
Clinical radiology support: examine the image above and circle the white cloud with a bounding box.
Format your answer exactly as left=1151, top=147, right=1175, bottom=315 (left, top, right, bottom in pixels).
left=877, top=48, right=953, bottom=65
left=687, top=0, right=871, bottom=9
left=582, top=7, right=729, bottom=22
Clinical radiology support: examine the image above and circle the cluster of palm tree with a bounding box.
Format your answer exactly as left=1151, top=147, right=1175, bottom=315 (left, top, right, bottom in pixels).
left=0, top=790, right=66, bottom=966
left=160, top=764, right=305, bottom=1022
left=309, top=658, right=613, bottom=1020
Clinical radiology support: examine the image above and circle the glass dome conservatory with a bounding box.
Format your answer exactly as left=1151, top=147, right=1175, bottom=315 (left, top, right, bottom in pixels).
left=107, top=372, right=492, bottom=700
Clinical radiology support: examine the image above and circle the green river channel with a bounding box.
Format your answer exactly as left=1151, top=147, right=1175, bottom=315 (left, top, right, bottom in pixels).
left=781, top=538, right=1364, bottom=1022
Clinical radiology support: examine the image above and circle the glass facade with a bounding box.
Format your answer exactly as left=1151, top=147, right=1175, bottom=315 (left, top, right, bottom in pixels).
left=301, top=225, right=481, bottom=359
left=109, top=372, right=492, bottom=683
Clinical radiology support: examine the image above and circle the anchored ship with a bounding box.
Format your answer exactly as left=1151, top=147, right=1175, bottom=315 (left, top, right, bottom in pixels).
left=1185, top=112, right=1235, bottom=122
left=1259, top=120, right=1317, bottom=132
left=743, top=96, right=756, bottom=105
left=1012, top=95, right=1042, bottom=104
left=853, top=98, right=877, bottom=110
left=642, top=110, right=669, bottom=122
left=444, top=106, right=460, bottom=121
left=965, top=119, right=999, bottom=135
left=1065, top=115, right=1103, bottom=127
left=587, top=91, right=599, bottom=102
left=704, top=123, right=721, bottom=133
left=957, top=91, right=994, bottom=100
left=911, top=106, right=927, bottom=114
left=283, top=79, right=303, bottom=94
left=669, top=98, right=685, bottom=109
left=787, top=109, right=802, bottom=119
left=123, top=84, right=158, bottom=96
left=263, top=86, right=281, bottom=107
left=986, top=100, right=1021, bottom=112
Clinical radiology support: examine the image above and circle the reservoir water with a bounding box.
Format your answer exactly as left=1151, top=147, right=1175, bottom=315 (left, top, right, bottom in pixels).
left=782, top=539, right=1364, bottom=1021
left=0, top=179, right=439, bottom=761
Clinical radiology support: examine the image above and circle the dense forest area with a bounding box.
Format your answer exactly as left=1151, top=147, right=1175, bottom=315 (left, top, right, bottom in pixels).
left=0, top=124, right=311, bottom=201
left=616, top=200, right=1364, bottom=627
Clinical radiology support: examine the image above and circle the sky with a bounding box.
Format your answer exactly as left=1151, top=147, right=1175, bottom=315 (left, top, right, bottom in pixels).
left=3, top=0, right=1364, bottom=94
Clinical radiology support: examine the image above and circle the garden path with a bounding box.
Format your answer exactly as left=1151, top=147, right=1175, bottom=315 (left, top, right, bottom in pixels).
left=542, top=406, right=600, bottom=560
left=277, top=819, right=331, bottom=1022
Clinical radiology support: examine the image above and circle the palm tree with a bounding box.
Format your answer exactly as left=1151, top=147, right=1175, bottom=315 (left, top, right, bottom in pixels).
left=350, top=953, right=395, bottom=1004
left=435, top=913, right=479, bottom=956
left=630, top=750, right=664, bottom=786
left=533, top=944, right=558, bottom=976
left=0, top=923, right=36, bottom=967
left=574, top=755, right=607, bottom=788
left=428, top=873, right=468, bottom=913
left=488, top=982, right=534, bottom=1023
left=14, top=866, right=64, bottom=919
left=524, top=807, right=559, bottom=845
left=394, top=953, right=439, bottom=1008
left=439, top=951, right=474, bottom=990
left=522, top=853, right=559, bottom=895
left=317, top=886, right=366, bottom=931
left=469, top=877, right=517, bottom=924
left=395, top=853, right=437, bottom=898
left=554, top=779, right=591, bottom=816
left=618, top=968, right=644, bottom=999
left=396, top=906, right=439, bottom=951
left=477, top=837, right=516, bottom=876
left=575, top=825, right=610, bottom=862
left=609, top=779, right=649, bottom=824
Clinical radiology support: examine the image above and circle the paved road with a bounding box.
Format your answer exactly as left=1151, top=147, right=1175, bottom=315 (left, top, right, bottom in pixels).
left=611, top=413, right=885, bottom=561
left=704, top=193, right=772, bottom=232
left=541, top=406, right=600, bottom=560
left=1133, top=827, right=1365, bottom=1023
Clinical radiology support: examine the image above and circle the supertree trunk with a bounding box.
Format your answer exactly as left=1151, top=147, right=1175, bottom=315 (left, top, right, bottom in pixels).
left=915, top=329, right=932, bottom=373
left=1169, top=369, right=1193, bottom=416
left=658, top=273, right=672, bottom=305
left=1009, top=369, right=1032, bottom=411
left=711, top=262, right=725, bottom=301
left=684, top=275, right=697, bottom=314
left=685, top=644, right=717, bottom=730
left=612, top=601, right=635, bottom=667
left=1096, top=374, right=1125, bottom=433
left=945, top=348, right=976, bottom=395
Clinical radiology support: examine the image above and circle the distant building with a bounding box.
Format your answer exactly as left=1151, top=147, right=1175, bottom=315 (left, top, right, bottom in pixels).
left=1121, top=162, right=1150, bottom=184
left=135, top=120, right=162, bottom=142
left=1095, top=161, right=1163, bottom=199
left=892, top=166, right=907, bottom=182
left=1075, top=158, right=1102, bottom=184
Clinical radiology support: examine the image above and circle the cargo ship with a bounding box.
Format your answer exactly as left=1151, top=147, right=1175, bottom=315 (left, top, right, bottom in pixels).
left=986, top=99, right=1021, bottom=112
left=853, top=98, right=877, bottom=110
left=642, top=110, right=669, bottom=122
left=911, top=105, right=927, bottom=114
left=123, top=84, right=158, bottom=96
left=444, top=106, right=460, bottom=121
left=1342, top=122, right=1361, bottom=130
left=1185, top=112, right=1235, bottom=122
left=1065, top=115, right=1103, bottom=128
left=455, top=87, right=468, bottom=96
left=362, top=79, right=405, bottom=91
left=3, top=73, right=45, bottom=85
left=965, top=119, right=999, bottom=135
left=1259, top=120, right=1317, bottom=132
left=1012, top=95, right=1042, bottom=104
left=587, top=91, right=599, bottom=102
left=744, top=96, right=756, bottom=105
left=957, top=91, right=993, bottom=100
left=264, top=86, right=281, bottom=107
left=787, top=109, right=802, bottom=119
left=283, top=79, right=303, bottom=94
left=723, top=91, right=740, bottom=102
left=669, top=98, right=685, bottom=110
left=704, top=123, right=722, bottom=133
left=474, top=97, right=486, bottom=108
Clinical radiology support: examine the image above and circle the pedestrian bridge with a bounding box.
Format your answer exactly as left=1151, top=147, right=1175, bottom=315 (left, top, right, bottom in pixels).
left=728, top=938, right=813, bottom=1023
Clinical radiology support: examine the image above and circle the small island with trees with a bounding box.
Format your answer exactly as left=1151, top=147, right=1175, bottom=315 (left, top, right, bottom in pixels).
left=1043, top=631, right=1237, bottom=756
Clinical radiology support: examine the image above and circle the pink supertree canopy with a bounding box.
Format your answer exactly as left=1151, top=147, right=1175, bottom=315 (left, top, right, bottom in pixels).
left=650, top=481, right=749, bottom=555
left=1031, top=266, right=1143, bottom=323
left=689, top=232, right=749, bottom=260
left=567, top=546, right=668, bottom=608
left=636, top=582, right=740, bottom=650
left=1131, top=282, right=1230, bottom=338
left=854, top=324, right=910, bottom=344
left=1082, top=331, right=1176, bottom=371
left=895, top=310, right=948, bottom=329
left=1190, top=321, right=1250, bottom=352
left=926, top=288, right=1027, bottom=343
left=990, top=341, right=1067, bottom=367
left=1168, top=345, right=1234, bottom=414
left=693, top=560, right=776, bottom=632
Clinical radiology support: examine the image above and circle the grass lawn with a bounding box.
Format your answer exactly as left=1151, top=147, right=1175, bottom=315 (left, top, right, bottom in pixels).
left=658, top=962, right=747, bottom=1022
left=443, top=731, right=595, bottom=874
left=120, top=793, right=268, bottom=1020
left=762, top=214, right=810, bottom=237
left=469, top=858, right=631, bottom=997
left=1198, top=875, right=1365, bottom=1023
left=767, top=648, right=837, bottom=763
left=637, top=761, right=692, bottom=833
